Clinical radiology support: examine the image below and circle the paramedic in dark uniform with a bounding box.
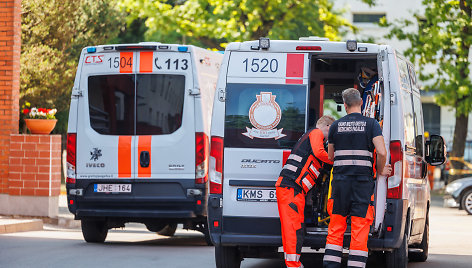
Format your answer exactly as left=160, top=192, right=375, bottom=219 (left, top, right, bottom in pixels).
left=323, top=88, right=391, bottom=268
left=276, top=115, right=335, bottom=268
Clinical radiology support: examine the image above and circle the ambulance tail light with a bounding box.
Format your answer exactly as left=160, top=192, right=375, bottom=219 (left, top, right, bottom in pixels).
left=66, top=133, right=77, bottom=185
left=387, top=140, right=403, bottom=199
left=195, top=132, right=209, bottom=184
left=209, top=136, right=224, bottom=194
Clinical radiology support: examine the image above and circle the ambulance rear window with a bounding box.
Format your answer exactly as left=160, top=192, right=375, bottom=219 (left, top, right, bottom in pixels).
left=224, top=83, right=307, bottom=149
left=136, top=74, right=185, bottom=135
left=88, top=75, right=135, bottom=135
left=88, top=74, right=185, bottom=135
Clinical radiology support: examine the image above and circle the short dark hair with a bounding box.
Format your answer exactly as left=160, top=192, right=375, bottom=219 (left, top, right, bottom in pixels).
left=342, top=88, right=362, bottom=107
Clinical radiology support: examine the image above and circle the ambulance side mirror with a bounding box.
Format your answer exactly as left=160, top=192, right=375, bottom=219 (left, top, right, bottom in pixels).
left=425, top=135, right=446, bottom=166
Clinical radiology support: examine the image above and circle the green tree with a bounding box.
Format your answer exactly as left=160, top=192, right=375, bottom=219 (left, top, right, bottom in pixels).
left=382, top=0, right=472, bottom=158
left=118, top=0, right=355, bottom=50
left=21, top=0, right=125, bottom=133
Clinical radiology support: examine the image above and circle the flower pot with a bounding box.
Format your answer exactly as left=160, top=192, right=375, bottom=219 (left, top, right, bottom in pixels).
left=24, top=119, right=57, bottom=134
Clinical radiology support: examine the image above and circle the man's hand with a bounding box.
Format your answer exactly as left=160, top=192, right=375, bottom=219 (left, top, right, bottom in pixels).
left=380, top=164, right=392, bottom=177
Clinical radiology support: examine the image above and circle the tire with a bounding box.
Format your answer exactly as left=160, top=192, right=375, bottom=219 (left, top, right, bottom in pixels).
left=215, top=245, right=242, bottom=268
left=386, top=232, right=408, bottom=268
left=461, top=189, right=472, bottom=215
left=157, top=223, right=178, bottom=237
left=409, top=212, right=429, bottom=262
left=81, top=219, right=108, bottom=243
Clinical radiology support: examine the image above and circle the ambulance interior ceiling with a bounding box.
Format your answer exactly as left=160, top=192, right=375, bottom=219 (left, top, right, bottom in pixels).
left=308, top=54, right=378, bottom=125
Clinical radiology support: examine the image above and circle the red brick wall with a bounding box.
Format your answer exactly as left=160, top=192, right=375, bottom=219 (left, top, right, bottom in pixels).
left=9, top=135, right=62, bottom=196
left=0, top=0, right=21, bottom=194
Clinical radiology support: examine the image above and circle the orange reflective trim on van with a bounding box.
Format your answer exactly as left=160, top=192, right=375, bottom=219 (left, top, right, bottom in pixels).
left=139, top=51, right=153, bottom=73
left=138, top=136, right=152, bottom=177
left=119, top=52, right=133, bottom=73
left=118, top=136, right=132, bottom=178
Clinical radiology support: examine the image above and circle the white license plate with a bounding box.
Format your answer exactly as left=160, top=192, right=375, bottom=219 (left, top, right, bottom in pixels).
left=94, top=184, right=131, bottom=193
left=237, top=188, right=276, bottom=202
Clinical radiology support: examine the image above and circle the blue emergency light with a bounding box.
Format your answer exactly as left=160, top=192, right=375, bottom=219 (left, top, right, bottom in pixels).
left=87, top=47, right=97, bottom=53
left=178, top=46, right=188, bottom=52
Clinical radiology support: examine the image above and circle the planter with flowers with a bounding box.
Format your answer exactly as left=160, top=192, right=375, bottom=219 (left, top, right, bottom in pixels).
left=22, top=103, right=58, bottom=134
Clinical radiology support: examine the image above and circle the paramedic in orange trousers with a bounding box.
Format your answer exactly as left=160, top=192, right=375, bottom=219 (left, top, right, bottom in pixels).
left=323, top=88, right=392, bottom=268
left=276, top=115, right=336, bottom=268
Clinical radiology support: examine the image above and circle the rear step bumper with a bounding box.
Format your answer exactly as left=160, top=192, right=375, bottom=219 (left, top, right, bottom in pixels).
left=68, top=178, right=208, bottom=220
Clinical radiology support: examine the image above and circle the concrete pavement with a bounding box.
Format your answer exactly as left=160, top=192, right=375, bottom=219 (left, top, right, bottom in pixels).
left=1, top=196, right=472, bottom=267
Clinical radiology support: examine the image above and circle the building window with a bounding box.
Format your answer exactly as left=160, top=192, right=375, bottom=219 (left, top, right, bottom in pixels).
left=353, top=13, right=386, bottom=23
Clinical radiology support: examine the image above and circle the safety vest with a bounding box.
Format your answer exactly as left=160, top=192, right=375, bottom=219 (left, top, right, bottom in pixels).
left=330, top=113, right=377, bottom=176
left=277, top=129, right=330, bottom=193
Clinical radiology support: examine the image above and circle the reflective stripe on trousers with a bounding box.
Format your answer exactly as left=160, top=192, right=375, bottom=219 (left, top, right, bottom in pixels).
left=323, top=243, right=343, bottom=268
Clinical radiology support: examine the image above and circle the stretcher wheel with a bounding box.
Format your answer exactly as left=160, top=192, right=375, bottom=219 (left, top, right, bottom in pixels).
left=215, top=245, right=241, bottom=268
left=81, top=219, right=108, bottom=243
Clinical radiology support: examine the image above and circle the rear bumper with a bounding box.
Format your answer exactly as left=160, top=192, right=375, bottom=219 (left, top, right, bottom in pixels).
left=208, top=196, right=407, bottom=251
left=67, top=178, right=207, bottom=220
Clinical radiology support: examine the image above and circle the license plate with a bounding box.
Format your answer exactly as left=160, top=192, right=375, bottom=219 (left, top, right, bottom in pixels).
left=237, top=188, right=276, bottom=202
left=94, top=184, right=131, bottom=193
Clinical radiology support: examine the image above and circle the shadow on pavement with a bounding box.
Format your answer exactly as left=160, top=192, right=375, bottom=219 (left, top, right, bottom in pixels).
left=104, top=235, right=209, bottom=247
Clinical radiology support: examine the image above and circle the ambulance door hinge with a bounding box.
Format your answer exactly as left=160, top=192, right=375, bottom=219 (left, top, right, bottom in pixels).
left=190, top=87, right=200, bottom=95
left=390, top=92, right=396, bottom=104
left=218, top=88, right=226, bottom=102
left=380, top=50, right=387, bottom=61
left=72, top=88, right=83, bottom=98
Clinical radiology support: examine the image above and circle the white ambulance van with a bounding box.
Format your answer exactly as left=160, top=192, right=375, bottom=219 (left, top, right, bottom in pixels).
left=66, top=43, right=223, bottom=243
left=208, top=38, right=446, bottom=268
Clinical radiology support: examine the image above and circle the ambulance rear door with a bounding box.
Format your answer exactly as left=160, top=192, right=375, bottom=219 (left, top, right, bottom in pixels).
left=76, top=51, right=137, bottom=184
left=134, top=50, right=195, bottom=185
left=223, top=51, right=310, bottom=220
left=374, top=45, right=392, bottom=232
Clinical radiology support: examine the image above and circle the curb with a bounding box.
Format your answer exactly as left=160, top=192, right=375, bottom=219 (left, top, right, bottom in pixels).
left=0, top=218, right=43, bottom=234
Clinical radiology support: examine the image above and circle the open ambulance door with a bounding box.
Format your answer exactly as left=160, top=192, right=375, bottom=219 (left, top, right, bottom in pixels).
left=373, top=46, right=391, bottom=234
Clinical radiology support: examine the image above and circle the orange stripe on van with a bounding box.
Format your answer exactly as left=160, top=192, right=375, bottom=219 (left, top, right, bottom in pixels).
left=118, top=136, right=132, bottom=178
left=138, top=136, right=152, bottom=178
left=139, top=51, right=153, bottom=73
left=119, top=52, right=133, bottom=73
left=286, top=53, right=304, bottom=84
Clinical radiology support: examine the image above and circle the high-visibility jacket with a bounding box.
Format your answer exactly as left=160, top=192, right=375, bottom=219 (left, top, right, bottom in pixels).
left=328, top=113, right=382, bottom=176
left=276, top=128, right=333, bottom=193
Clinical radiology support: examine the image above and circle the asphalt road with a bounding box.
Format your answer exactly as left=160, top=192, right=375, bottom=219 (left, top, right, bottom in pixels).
left=1, top=200, right=471, bottom=268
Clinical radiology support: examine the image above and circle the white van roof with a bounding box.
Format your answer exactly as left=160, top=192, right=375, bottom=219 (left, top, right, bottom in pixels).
left=226, top=39, right=383, bottom=54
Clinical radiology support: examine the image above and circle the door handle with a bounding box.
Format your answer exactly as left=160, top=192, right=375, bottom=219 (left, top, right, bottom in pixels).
left=140, top=151, right=150, bottom=168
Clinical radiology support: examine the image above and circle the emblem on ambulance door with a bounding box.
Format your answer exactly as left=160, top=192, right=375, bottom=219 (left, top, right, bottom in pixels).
left=90, top=148, right=102, bottom=161
left=243, top=92, right=286, bottom=140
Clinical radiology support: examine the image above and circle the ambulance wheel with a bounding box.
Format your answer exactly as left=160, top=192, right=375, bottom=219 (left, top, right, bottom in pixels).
left=81, top=219, right=108, bottom=243
left=386, top=232, right=408, bottom=268
left=409, top=212, right=429, bottom=262
left=157, top=223, right=177, bottom=236
left=215, top=245, right=241, bottom=268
